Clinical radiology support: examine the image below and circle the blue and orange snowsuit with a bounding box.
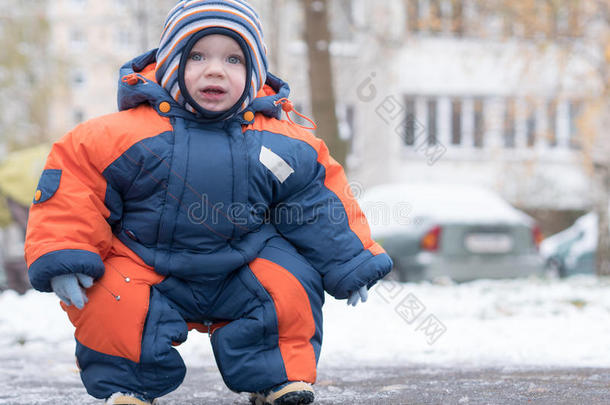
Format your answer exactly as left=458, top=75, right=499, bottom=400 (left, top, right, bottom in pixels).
left=24, top=50, right=392, bottom=400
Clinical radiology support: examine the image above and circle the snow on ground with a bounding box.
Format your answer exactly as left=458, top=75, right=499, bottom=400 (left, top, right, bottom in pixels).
left=1, top=275, right=609, bottom=371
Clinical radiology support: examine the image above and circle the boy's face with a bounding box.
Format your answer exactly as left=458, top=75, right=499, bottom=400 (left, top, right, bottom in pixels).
left=184, top=34, right=247, bottom=112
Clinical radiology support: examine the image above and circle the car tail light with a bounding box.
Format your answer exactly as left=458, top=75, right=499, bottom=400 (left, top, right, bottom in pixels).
left=532, top=225, right=543, bottom=250
left=421, top=226, right=442, bottom=252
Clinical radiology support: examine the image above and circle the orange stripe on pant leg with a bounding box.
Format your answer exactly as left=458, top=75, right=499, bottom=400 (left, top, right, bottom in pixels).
left=249, top=257, right=317, bottom=383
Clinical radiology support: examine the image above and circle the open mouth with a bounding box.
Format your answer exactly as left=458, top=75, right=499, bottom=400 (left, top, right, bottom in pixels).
left=201, top=86, right=226, bottom=95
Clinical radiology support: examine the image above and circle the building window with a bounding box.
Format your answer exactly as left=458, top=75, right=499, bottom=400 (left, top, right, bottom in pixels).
left=414, top=0, right=446, bottom=35
left=337, top=0, right=355, bottom=25
left=337, top=104, right=356, bottom=154
left=451, top=98, right=462, bottom=145
left=74, top=109, right=84, bottom=124
left=473, top=98, right=484, bottom=148
left=337, top=104, right=355, bottom=141
left=450, top=0, right=464, bottom=36
left=330, top=0, right=355, bottom=42
left=541, top=1, right=559, bottom=38
left=404, top=96, right=417, bottom=145
left=504, top=98, right=516, bottom=148
left=427, top=0, right=443, bottom=34
left=406, top=0, right=420, bottom=32
left=427, top=99, right=437, bottom=145
left=568, top=100, right=582, bottom=149
left=566, top=2, right=583, bottom=37
left=70, top=29, right=86, bottom=51
left=547, top=100, right=557, bottom=147
left=526, top=102, right=536, bottom=147
left=71, top=69, right=86, bottom=88
left=346, top=105, right=355, bottom=140
left=407, top=0, right=465, bottom=36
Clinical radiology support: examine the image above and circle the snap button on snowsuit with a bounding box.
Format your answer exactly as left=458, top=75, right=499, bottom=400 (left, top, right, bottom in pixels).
left=159, top=102, right=171, bottom=113
left=34, top=190, right=42, bottom=201
left=243, top=111, right=254, bottom=122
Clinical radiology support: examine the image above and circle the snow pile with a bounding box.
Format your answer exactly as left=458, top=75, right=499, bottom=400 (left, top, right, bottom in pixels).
left=1, top=275, right=609, bottom=370
left=323, top=275, right=610, bottom=368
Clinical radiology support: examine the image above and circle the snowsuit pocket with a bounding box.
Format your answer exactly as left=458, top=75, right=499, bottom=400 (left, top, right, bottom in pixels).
left=33, top=169, right=62, bottom=204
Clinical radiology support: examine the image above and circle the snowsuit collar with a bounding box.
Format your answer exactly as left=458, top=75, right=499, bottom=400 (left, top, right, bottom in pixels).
left=117, top=49, right=290, bottom=124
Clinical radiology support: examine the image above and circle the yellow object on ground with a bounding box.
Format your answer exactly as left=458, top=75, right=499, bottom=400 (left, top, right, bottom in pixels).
left=0, top=144, right=51, bottom=226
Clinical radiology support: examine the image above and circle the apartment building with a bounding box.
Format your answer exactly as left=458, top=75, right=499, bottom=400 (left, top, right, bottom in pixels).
left=42, top=0, right=598, bottom=218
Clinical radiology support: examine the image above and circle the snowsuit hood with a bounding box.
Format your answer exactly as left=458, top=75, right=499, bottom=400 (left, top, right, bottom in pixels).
left=155, top=0, right=268, bottom=119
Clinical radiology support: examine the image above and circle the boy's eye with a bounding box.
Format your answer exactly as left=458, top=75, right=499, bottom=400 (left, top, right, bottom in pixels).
left=227, top=55, right=243, bottom=64
left=189, top=52, right=203, bottom=61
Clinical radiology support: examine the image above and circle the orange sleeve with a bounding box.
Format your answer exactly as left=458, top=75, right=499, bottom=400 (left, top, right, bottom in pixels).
left=24, top=123, right=113, bottom=291
left=25, top=106, right=172, bottom=292
left=252, top=117, right=392, bottom=299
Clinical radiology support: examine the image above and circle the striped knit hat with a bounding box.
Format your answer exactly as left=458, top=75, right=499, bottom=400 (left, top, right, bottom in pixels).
left=155, top=0, right=268, bottom=117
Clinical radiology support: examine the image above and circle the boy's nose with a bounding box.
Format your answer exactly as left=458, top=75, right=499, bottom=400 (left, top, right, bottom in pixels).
left=204, top=58, right=225, bottom=77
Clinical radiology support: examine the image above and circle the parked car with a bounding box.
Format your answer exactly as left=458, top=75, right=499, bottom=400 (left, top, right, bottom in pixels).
left=359, top=183, right=544, bottom=282
left=540, top=212, right=599, bottom=277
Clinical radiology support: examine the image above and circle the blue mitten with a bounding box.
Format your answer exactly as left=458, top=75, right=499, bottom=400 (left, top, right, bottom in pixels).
left=346, top=286, right=368, bottom=307
left=50, top=273, right=94, bottom=309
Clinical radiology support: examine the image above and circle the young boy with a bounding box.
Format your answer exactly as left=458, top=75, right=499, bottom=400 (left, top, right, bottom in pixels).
left=24, top=1, right=392, bottom=404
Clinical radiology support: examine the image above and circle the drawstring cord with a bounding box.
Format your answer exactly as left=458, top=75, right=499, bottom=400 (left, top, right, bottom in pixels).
left=96, top=262, right=134, bottom=302
left=108, top=261, right=131, bottom=283
left=122, top=73, right=147, bottom=86
left=97, top=281, right=121, bottom=302
left=274, top=98, right=317, bottom=130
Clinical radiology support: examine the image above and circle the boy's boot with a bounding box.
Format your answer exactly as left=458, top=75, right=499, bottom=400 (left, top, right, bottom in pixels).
left=105, top=393, right=157, bottom=405
left=249, top=381, right=315, bottom=405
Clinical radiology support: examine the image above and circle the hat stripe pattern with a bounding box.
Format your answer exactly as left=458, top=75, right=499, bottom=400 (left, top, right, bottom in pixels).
left=158, top=1, right=266, bottom=70
left=160, top=5, right=263, bottom=50
left=156, top=0, right=268, bottom=113
left=160, top=0, right=263, bottom=40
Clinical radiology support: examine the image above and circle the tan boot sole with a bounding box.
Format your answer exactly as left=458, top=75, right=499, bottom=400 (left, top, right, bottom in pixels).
left=265, top=381, right=314, bottom=404
left=106, top=394, right=156, bottom=405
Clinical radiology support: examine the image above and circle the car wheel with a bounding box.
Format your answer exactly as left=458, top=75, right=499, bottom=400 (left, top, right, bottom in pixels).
left=545, top=258, right=566, bottom=279
left=384, top=268, right=407, bottom=282
left=386, top=258, right=410, bottom=283
left=396, top=269, right=409, bottom=283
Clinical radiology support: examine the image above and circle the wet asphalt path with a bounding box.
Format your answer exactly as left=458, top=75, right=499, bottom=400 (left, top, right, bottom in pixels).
left=1, top=354, right=608, bottom=405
